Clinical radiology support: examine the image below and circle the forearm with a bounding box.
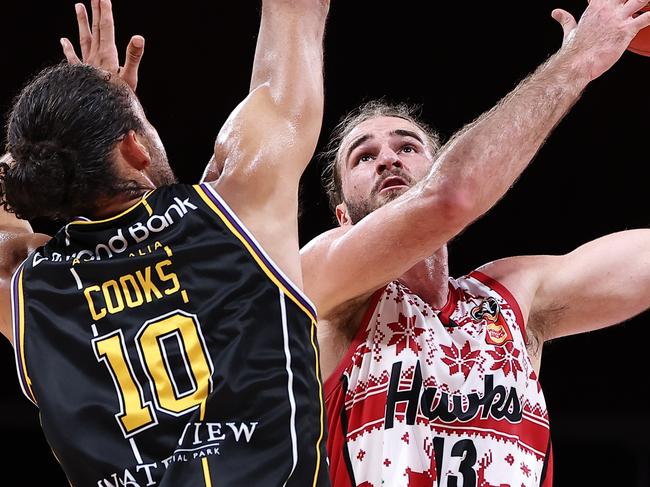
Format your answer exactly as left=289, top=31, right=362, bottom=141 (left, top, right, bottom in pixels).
left=250, top=0, right=328, bottom=106
left=208, top=1, right=327, bottom=183
left=425, top=0, right=650, bottom=213
left=423, top=50, right=590, bottom=215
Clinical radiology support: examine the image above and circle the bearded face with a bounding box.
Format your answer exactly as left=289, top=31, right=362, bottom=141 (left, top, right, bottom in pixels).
left=337, top=116, right=433, bottom=225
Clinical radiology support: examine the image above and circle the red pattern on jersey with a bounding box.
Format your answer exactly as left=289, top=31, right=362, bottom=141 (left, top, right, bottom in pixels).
left=387, top=313, right=426, bottom=355
left=487, top=341, right=524, bottom=379
left=326, top=272, right=552, bottom=487
left=440, top=340, right=481, bottom=378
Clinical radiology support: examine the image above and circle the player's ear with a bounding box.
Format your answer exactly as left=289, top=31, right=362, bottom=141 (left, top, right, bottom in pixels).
left=335, top=203, right=351, bottom=226
left=117, top=130, right=151, bottom=171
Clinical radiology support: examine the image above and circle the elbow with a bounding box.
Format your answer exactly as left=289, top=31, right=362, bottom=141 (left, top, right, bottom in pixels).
left=275, top=78, right=324, bottom=123
left=284, top=94, right=323, bottom=124
left=276, top=92, right=324, bottom=144
left=422, top=182, right=480, bottom=230
left=442, top=190, right=479, bottom=229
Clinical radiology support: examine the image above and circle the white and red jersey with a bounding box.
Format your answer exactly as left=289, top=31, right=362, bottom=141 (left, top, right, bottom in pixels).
left=325, top=271, right=552, bottom=487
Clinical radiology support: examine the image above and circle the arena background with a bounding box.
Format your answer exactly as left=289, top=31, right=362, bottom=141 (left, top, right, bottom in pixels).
left=1, top=1, right=649, bottom=485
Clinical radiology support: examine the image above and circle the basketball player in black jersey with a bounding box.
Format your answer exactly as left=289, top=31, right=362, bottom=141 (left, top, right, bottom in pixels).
left=0, top=1, right=330, bottom=486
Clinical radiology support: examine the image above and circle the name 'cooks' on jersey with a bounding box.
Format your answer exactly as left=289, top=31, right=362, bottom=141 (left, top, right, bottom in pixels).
left=12, top=183, right=329, bottom=487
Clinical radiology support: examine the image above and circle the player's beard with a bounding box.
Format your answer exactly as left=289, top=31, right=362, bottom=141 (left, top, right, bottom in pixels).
left=344, top=196, right=377, bottom=224
left=344, top=170, right=414, bottom=224
left=145, top=137, right=177, bottom=187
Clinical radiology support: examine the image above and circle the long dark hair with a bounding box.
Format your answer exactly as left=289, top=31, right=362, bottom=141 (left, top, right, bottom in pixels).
left=1, top=63, right=147, bottom=221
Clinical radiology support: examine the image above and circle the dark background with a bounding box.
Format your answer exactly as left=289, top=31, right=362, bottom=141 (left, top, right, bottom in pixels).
left=1, top=1, right=649, bottom=485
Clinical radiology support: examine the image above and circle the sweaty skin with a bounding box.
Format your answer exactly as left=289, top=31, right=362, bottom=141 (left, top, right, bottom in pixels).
left=0, top=0, right=329, bottom=345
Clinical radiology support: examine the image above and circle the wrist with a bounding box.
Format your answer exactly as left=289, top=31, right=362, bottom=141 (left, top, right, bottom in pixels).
left=547, top=46, right=593, bottom=94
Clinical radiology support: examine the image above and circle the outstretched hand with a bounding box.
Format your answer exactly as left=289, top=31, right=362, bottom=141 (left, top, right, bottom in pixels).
left=552, top=0, right=650, bottom=81
left=60, top=0, right=144, bottom=92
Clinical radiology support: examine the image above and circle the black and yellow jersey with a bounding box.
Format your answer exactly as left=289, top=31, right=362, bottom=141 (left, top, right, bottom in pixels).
left=11, top=183, right=329, bottom=487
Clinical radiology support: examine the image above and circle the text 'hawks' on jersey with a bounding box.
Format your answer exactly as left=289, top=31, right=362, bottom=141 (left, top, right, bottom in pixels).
left=325, top=273, right=552, bottom=487
left=11, top=183, right=330, bottom=487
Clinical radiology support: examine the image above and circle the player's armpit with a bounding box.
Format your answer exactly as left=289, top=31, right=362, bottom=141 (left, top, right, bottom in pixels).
left=477, top=230, right=650, bottom=343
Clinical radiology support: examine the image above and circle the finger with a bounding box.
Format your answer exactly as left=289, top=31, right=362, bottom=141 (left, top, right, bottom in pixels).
left=90, top=0, right=101, bottom=53
left=551, top=8, right=578, bottom=42
left=622, top=0, right=650, bottom=18
left=99, top=0, right=116, bottom=54
left=75, top=3, right=92, bottom=60
left=122, top=36, right=145, bottom=91
left=60, top=38, right=82, bottom=65
left=631, top=10, right=650, bottom=30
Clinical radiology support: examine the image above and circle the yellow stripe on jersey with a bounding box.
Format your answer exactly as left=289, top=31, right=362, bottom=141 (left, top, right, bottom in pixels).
left=193, top=185, right=316, bottom=323
left=202, top=457, right=213, bottom=487
left=200, top=396, right=210, bottom=486
left=17, top=268, right=37, bottom=404
left=68, top=190, right=155, bottom=226
left=142, top=197, right=154, bottom=217
left=309, top=320, right=325, bottom=487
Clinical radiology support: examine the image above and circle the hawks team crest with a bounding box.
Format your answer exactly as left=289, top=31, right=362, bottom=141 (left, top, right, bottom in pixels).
left=470, top=296, right=513, bottom=346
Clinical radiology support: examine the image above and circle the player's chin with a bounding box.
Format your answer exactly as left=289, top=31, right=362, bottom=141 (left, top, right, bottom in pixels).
left=379, top=186, right=409, bottom=202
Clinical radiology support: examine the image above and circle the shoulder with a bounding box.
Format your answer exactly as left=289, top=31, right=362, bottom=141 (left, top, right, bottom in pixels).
left=0, top=230, right=50, bottom=343
left=473, top=255, right=558, bottom=353
left=474, top=254, right=559, bottom=299
left=0, top=231, right=50, bottom=278
left=472, top=256, right=546, bottom=318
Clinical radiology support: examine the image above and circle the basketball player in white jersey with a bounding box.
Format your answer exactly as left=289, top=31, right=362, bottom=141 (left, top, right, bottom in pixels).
left=301, top=2, right=650, bottom=486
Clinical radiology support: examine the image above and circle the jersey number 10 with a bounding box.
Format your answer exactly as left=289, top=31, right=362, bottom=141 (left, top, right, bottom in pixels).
left=92, top=310, right=214, bottom=437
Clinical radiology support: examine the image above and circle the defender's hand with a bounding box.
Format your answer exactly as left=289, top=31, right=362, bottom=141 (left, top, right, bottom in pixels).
left=60, top=0, right=144, bottom=92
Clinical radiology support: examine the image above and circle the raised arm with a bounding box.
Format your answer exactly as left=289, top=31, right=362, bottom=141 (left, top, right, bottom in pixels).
left=206, top=0, right=329, bottom=286
left=302, top=0, right=650, bottom=318
left=478, top=230, right=650, bottom=349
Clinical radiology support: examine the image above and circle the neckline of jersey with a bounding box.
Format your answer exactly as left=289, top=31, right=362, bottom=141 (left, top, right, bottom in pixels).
left=67, top=189, right=157, bottom=227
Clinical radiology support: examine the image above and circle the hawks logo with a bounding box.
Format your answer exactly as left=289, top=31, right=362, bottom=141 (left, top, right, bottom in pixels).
left=470, top=297, right=513, bottom=345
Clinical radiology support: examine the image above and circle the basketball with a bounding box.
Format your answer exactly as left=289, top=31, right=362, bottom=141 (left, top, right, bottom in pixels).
left=628, top=5, right=650, bottom=56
